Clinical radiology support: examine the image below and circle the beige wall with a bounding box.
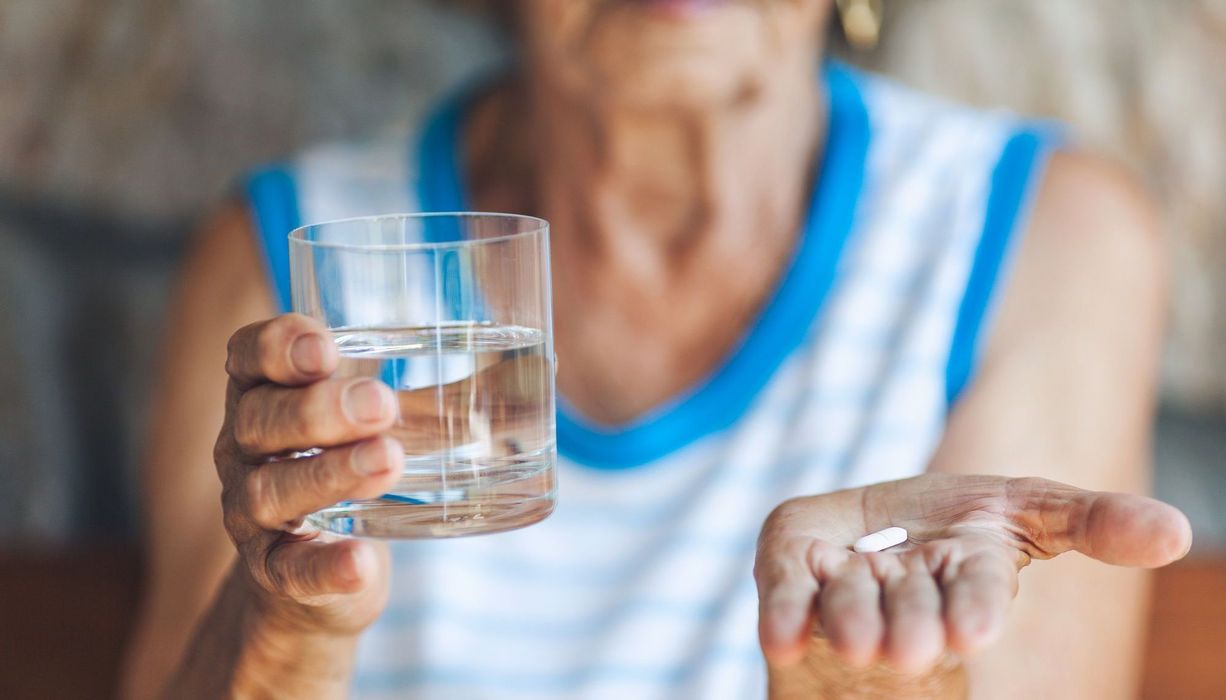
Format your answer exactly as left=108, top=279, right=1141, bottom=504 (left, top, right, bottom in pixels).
left=0, top=0, right=502, bottom=219
left=845, top=0, right=1226, bottom=409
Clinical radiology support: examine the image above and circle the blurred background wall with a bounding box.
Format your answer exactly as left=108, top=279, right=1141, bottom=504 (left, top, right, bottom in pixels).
left=2, top=3, right=1225, bottom=697
left=0, top=0, right=1222, bottom=546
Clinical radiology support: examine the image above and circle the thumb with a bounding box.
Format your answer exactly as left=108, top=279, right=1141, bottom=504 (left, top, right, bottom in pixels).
left=1005, top=477, right=1192, bottom=568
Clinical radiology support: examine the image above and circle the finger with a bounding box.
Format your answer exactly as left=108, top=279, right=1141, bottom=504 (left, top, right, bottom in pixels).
left=755, top=538, right=840, bottom=667
left=244, top=436, right=403, bottom=530
left=818, top=557, right=884, bottom=668
left=261, top=538, right=386, bottom=600
left=234, top=377, right=397, bottom=456
left=1005, top=477, right=1193, bottom=567
left=882, top=559, right=945, bottom=673
left=226, top=314, right=337, bottom=390
left=941, top=550, right=1017, bottom=654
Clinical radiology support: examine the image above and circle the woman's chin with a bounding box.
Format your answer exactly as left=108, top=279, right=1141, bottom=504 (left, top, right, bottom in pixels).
left=590, top=62, right=759, bottom=112
left=574, top=1, right=769, bottom=110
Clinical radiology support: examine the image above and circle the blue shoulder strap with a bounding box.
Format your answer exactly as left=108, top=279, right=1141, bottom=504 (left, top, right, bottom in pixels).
left=945, top=126, right=1058, bottom=407
left=245, top=165, right=300, bottom=312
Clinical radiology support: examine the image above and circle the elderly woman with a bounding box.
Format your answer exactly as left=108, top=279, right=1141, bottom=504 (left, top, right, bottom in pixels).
left=124, top=1, right=1190, bottom=698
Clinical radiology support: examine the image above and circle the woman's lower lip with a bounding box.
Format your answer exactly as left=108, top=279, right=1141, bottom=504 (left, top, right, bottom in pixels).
left=629, top=0, right=732, bottom=20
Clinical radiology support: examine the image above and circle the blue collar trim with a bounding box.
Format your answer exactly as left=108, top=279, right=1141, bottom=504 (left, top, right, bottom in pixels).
left=415, top=63, right=871, bottom=469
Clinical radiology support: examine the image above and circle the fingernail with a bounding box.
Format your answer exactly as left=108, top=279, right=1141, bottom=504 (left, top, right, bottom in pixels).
left=353, top=439, right=393, bottom=476
left=290, top=334, right=327, bottom=374
left=343, top=379, right=392, bottom=424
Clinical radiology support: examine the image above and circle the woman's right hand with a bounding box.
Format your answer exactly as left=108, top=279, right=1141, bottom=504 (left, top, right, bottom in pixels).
left=215, top=313, right=402, bottom=638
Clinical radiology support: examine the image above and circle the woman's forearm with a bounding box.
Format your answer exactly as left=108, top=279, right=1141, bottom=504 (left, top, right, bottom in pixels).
left=768, top=638, right=966, bottom=700
left=164, top=564, right=359, bottom=700
left=962, top=558, right=1151, bottom=699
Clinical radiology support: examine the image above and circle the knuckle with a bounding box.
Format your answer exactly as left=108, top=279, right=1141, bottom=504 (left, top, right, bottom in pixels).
left=1007, top=476, right=1043, bottom=493
left=222, top=510, right=247, bottom=544
left=307, top=451, right=347, bottom=499
left=922, top=538, right=957, bottom=557
left=920, top=539, right=961, bottom=574
left=246, top=552, right=280, bottom=596
left=290, top=381, right=340, bottom=441
left=244, top=469, right=281, bottom=528
left=753, top=555, right=790, bottom=588
left=283, top=312, right=316, bottom=332
left=255, top=320, right=287, bottom=377
left=213, top=433, right=234, bottom=469
left=868, top=553, right=905, bottom=581
left=224, top=352, right=240, bottom=380
left=765, top=497, right=803, bottom=525
left=834, top=609, right=878, bottom=635
left=899, top=551, right=932, bottom=576
left=292, top=385, right=328, bottom=436
left=234, top=387, right=295, bottom=454
left=265, top=550, right=313, bottom=600
left=755, top=536, right=824, bottom=587
left=224, top=332, right=245, bottom=378
left=262, top=556, right=288, bottom=596
left=759, top=499, right=803, bottom=542
left=843, top=554, right=874, bottom=575
left=232, top=401, right=267, bottom=453
left=759, top=512, right=783, bottom=541
left=221, top=488, right=254, bottom=541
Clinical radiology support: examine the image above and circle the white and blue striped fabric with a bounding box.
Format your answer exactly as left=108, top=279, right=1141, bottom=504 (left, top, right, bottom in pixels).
left=246, top=63, right=1057, bottom=699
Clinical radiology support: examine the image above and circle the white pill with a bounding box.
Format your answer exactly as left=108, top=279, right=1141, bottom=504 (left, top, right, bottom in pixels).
left=852, top=526, right=908, bottom=553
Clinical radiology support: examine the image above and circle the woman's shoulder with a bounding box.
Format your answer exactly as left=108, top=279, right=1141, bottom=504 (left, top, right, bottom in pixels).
left=843, top=64, right=1056, bottom=179
left=246, top=125, right=423, bottom=228
left=240, top=122, right=428, bottom=311
left=290, top=130, right=415, bottom=184
left=1022, top=149, right=1164, bottom=308
left=187, top=128, right=421, bottom=319
left=848, top=65, right=1022, bottom=135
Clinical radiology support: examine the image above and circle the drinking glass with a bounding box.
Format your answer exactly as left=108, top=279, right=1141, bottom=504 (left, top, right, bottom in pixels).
left=289, top=213, right=556, bottom=538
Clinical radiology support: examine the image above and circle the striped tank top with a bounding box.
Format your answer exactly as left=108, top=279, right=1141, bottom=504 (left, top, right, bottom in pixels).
left=246, top=63, right=1056, bottom=699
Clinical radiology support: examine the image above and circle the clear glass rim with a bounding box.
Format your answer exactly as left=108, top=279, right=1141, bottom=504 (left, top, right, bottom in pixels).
left=288, top=211, right=549, bottom=252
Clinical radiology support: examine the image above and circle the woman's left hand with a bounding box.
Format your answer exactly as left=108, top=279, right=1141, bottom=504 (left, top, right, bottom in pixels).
left=754, top=474, right=1191, bottom=673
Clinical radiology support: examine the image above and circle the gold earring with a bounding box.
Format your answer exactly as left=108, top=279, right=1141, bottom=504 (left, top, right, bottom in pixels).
left=836, top=0, right=883, bottom=50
